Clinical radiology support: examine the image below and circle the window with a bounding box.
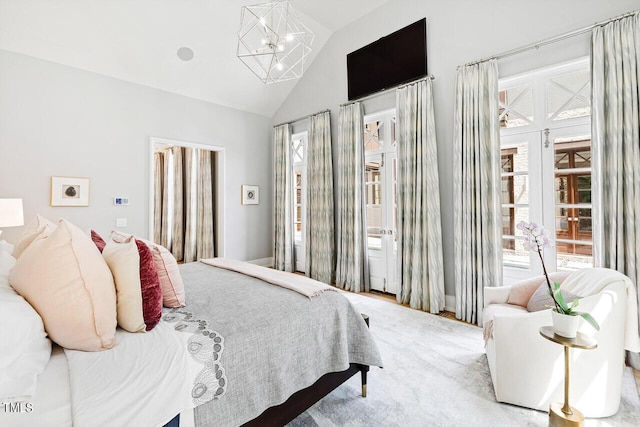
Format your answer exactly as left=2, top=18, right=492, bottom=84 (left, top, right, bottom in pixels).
left=292, top=132, right=307, bottom=272
left=499, top=58, right=592, bottom=280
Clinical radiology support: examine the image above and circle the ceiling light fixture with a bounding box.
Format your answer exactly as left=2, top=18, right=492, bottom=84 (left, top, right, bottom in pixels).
left=237, top=1, right=314, bottom=84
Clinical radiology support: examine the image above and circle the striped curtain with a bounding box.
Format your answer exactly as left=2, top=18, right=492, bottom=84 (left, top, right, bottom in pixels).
left=183, top=147, right=197, bottom=262
left=305, top=111, right=335, bottom=284
left=196, top=150, right=215, bottom=259
left=154, top=146, right=216, bottom=262
left=273, top=124, right=294, bottom=272
left=170, top=146, right=184, bottom=260
left=592, top=12, right=640, bottom=369
left=336, top=102, right=369, bottom=292
left=453, top=60, right=502, bottom=325
left=395, top=79, right=445, bottom=313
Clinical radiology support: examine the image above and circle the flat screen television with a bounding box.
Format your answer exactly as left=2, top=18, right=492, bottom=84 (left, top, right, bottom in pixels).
left=347, top=18, right=427, bottom=101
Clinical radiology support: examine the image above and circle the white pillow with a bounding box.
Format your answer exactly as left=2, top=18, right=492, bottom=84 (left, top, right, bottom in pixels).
left=0, top=248, right=52, bottom=401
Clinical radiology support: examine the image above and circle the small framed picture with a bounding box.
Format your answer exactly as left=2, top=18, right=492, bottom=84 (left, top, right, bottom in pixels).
left=51, top=176, right=90, bottom=207
left=241, top=185, right=259, bottom=205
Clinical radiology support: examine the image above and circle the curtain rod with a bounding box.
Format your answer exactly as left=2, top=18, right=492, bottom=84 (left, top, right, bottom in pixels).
left=340, top=74, right=435, bottom=107
left=273, top=109, right=331, bottom=128
left=461, top=9, right=639, bottom=68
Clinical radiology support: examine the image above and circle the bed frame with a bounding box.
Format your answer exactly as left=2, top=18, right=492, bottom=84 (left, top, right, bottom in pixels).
left=164, top=315, right=372, bottom=427
left=242, top=314, right=371, bottom=426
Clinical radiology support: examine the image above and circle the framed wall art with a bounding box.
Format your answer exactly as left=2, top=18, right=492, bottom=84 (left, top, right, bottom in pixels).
left=51, top=176, right=90, bottom=207
left=241, top=185, right=259, bottom=205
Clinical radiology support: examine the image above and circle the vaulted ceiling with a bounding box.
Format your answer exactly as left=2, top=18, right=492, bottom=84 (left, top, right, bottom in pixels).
left=0, top=0, right=392, bottom=117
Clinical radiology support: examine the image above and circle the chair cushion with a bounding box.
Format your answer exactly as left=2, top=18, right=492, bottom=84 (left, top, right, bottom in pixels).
left=527, top=281, right=578, bottom=312
left=506, top=276, right=545, bottom=307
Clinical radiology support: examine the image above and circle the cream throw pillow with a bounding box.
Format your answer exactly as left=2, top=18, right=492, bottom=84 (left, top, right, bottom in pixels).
left=12, top=215, right=56, bottom=259
left=103, top=237, right=145, bottom=333
left=111, top=230, right=185, bottom=308
left=10, top=219, right=117, bottom=351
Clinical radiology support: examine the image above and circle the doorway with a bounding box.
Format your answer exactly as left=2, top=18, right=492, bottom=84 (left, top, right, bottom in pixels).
left=148, top=137, right=225, bottom=260
left=364, top=110, right=397, bottom=294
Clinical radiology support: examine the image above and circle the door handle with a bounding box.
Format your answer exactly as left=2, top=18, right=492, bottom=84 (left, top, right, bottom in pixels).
left=380, top=230, right=386, bottom=235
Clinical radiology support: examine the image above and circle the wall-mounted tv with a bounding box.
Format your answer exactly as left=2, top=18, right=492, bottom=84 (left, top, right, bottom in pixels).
left=347, top=18, right=427, bottom=101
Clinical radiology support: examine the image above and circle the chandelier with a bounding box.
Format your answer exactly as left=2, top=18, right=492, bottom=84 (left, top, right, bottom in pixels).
left=237, top=1, right=314, bottom=84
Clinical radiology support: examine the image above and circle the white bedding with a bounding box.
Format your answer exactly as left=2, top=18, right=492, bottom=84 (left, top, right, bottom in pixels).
left=0, top=324, right=199, bottom=427
left=0, top=346, right=72, bottom=427
left=65, top=321, right=201, bottom=427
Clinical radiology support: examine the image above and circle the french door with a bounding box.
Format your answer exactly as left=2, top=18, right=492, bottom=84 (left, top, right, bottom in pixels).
left=364, top=110, right=397, bottom=294
left=500, top=124, right=592, bottom=282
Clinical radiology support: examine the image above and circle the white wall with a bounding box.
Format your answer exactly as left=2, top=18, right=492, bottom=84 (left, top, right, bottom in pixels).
left=272, top=0, right=639, bottom=298
left=0, top=50, right=273, bottom=261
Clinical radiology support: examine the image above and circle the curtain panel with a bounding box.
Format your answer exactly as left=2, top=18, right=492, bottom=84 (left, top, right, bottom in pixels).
left=183, top=147, right=197, bottom=262
left=273, top=124, right=294, bottom=272
left=170, top=146, right=184, bottom=260
left=154, top=146, right=216, bottom=263
left=453, top=59, right=503, bottom=326
left=305, top=111, right=335, bottom=284
left=196, top=149, right=215, bottom=260
left=395, top=79, right=445, bottom=313
left=592, top=12, right=640, bottom=368
left=335, top=102, right=370, bottom=292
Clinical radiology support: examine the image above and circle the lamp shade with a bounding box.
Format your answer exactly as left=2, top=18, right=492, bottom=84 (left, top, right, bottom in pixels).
left=0, top=199, right=24, bottom=228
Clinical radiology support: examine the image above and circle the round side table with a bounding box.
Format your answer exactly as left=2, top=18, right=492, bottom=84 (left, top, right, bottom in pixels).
left=539, top=326, right=597, bottom=427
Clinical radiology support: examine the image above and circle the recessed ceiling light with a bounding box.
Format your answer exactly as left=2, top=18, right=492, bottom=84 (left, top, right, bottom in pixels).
left=177, top=47, right=194, bottom=61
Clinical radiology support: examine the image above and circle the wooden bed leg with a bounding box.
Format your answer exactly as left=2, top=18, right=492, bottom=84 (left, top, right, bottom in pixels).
left=360, top=313, right=370, bottom=398
left=360, top=366, right=369, bottom=398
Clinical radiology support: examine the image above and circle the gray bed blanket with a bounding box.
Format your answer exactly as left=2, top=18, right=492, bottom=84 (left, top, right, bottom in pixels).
left=170, top=261, right=383, bottom=427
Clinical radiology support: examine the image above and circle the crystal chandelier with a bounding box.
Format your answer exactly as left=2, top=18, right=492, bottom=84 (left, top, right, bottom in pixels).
left=237, top=1, right=315, bottom=84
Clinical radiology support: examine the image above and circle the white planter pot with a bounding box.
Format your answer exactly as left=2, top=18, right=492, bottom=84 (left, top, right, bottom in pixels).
left=551, top=310, right=580, bottom=338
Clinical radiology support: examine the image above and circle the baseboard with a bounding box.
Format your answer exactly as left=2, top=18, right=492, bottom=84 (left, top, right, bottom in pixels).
left=247, top=257, right=273, bottom=267
left=445, top=295, right=455, bottom=313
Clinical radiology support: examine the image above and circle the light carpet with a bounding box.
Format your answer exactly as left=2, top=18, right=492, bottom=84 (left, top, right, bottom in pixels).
left=288, top=292, right=640, bottom=427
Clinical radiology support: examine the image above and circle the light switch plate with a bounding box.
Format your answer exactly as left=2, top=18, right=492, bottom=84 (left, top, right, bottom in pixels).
left=116, top=218, right=127, bottom=227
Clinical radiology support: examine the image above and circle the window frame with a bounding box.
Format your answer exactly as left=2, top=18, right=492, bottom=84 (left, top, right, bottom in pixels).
left=499, top=57, right=593, bottom=284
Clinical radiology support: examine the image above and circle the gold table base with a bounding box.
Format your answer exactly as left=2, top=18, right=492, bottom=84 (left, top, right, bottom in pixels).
left=549, top=402, right=584, bottom=427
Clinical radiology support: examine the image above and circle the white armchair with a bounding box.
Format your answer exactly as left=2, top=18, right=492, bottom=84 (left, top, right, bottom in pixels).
left=483, top=268, right=638, bottom=418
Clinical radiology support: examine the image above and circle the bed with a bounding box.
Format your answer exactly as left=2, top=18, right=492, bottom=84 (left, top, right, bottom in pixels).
left=0, top=260, right=383, bottom=426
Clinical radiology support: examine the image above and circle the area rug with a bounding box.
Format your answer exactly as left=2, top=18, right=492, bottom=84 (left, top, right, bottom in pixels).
left=289, top=292, right=640, bottom=427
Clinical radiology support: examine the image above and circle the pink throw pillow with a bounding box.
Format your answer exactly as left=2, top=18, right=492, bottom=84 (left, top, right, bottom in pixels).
left=10, top=220, right=117, bottom=351
left=151, top=244, right=186, bottom=308
left=506, top=276, right=545, bottom=307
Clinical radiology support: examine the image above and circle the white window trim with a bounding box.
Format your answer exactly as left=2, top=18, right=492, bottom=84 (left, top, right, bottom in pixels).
left=499, top=57, right=592, bottom=285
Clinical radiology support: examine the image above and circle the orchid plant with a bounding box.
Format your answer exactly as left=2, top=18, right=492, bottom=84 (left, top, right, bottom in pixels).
left=517, top=221, right=599, bottom=331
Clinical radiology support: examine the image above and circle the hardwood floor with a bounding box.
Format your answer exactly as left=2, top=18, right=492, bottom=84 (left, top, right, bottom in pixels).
left=360, top=291, right=640, bottom=397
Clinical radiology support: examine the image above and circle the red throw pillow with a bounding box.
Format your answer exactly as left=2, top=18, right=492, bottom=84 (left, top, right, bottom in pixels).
left=91, top=230, right=107, bottom=253
left=134, top=239, right=163, bottom=331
